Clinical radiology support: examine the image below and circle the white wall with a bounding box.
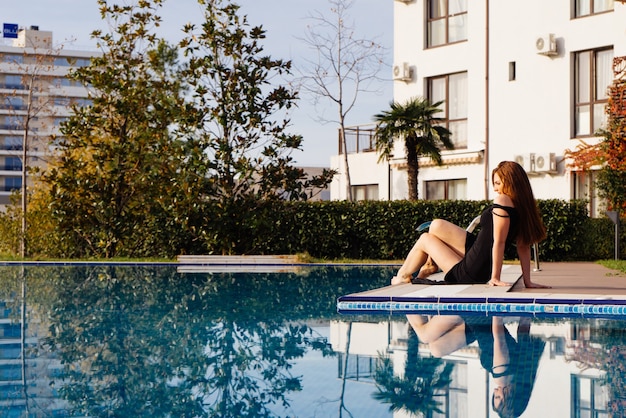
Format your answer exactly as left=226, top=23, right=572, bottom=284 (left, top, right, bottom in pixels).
left=331, top=1, right=626, bottom=202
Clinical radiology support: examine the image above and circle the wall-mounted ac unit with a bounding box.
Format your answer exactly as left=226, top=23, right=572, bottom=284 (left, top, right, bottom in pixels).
left=532, top=152, right=557, bottom=173
left=535, top=34, right=557, bottom=56
left=514, top=154, right=531, bottom=172
left=393, top=62, right=412, bottom=82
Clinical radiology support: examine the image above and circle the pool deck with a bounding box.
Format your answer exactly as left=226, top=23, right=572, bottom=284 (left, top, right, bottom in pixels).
left=337, top=262, right=626, bottom=318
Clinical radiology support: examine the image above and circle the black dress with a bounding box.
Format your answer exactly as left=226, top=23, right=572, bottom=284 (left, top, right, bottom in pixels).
left=444, top=204, right=519, bottom=284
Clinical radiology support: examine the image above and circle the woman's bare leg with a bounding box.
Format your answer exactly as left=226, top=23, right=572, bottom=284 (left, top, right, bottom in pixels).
left=407, top=314, right=468, bottom=357
left=417, top=256, right=439, bottom=278
left=392, top=232, right=465, bottom=284
left=428, top=219, right=469, bottom=257
left=392, top=219, right=469, bottom=284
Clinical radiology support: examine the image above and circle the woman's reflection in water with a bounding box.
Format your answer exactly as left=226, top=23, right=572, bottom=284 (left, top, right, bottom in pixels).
left=407, top=315, right=545, bottom=418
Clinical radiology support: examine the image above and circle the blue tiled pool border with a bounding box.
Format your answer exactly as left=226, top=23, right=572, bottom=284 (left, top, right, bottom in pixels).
left=337, top=295, right=626, bottom=318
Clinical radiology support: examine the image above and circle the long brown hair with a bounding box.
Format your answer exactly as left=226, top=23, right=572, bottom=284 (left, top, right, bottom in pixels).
left=492, top=161, right=546, bottom=246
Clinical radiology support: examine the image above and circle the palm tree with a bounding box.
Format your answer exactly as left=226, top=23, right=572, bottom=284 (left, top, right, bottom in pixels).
left=373, top=327, right=454, bottom=417
left=374, top=97, right=454, bottom=200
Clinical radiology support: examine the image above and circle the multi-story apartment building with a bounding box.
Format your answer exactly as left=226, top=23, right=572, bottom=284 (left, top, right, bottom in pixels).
left=0, top=26, right=94, bottom=206
left=330, top=0, right=626, bottom=217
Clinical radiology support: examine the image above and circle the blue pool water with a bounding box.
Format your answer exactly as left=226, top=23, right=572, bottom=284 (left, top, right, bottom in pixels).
left=0, top=264, right=624, bottom=417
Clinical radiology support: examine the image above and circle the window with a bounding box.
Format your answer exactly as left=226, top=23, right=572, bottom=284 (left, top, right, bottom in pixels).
left=574, top=48, right=613, bottom=137
left=509, top=61, right=516, bottom=81
left=425, top=179, right=467, bottom=200
left=1, top=54, right=24, bottom=64
left=54, top=56, right=73, bottom=66
left=54, top=97, right=71, bottom=106
left=572, top=170, right=603, bottom=218
left=428, top=72, right=468, bottom=149
left=571, top=375, right=609, bottom=417
left=3, top=177, right=22, bottom=192
left=0, top=365, right=21, bottom=381
left=351, top=184, right=379, bottom=201
left=574, top=0, right=614, bottom=17
left=2, top=75, right=24, bottom=90
left=2, top=136, right=23, bottom=151
left=0, top=115, right=25, bottom=130
left=0, top=343, right=21, bottom=360
left=1, top=96, right=25, bottom=110
left=0, top=322, right=21, bottom=338
left=427, top=0, right=468, bottom=48
left=431, top=361, right=468, bottom=418
left=3, top=157, right=22, bottom=171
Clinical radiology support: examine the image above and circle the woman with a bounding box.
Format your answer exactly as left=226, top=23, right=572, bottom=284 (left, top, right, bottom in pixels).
left=392, top=161, right=549, bottom=288
left=406, top=315, right=545, bottom=418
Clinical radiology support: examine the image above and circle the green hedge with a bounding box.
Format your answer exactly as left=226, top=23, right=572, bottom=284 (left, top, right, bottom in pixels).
left=210, top=199, right=623, bottom=261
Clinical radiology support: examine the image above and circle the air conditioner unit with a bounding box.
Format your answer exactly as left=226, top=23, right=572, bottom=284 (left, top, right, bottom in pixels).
left=532, top=152, right=557, bottom=173
left=514, top=154, right=531, bottom=172
left=393, top=62, right=413, bottom=82
left=535, top=34, right=557, bottom=56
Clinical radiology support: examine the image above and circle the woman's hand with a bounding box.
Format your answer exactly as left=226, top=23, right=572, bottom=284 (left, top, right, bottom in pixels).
left=524, top=281, right=551, bottom=289
left=488, top=278, right=512, bottom=287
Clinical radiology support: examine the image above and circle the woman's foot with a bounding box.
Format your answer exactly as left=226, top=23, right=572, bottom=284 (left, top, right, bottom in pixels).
left=417, top=258, right=439, bottom=279
left=391, top=273, right=412, bottom=285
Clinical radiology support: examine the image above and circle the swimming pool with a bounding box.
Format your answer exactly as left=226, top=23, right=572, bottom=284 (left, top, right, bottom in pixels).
left=0, top=264, right=623, bottom=417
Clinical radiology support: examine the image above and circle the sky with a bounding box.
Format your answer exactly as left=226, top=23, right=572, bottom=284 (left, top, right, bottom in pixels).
left=1, top=0, right=393, bottom=167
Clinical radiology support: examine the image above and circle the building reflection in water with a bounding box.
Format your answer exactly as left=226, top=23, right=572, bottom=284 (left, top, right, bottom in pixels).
left=331, top=315, right=621, bottom=418
left=0, top=264, right=624, bottom=417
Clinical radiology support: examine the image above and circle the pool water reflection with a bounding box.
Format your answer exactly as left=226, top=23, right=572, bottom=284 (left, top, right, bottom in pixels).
left=0, top=264, right=624, bottom=417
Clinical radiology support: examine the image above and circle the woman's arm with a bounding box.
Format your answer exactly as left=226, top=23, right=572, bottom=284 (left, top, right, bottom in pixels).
left=517, top=243, right=551, bottom=288
left=488, top=199, right=511, bottom=286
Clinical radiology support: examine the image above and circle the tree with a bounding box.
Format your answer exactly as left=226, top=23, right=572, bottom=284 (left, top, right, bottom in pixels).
left=40, top=0, right=191, bottom=258
left=299, top=0, right=386, bottom=201
left=178, top=0, right=333, bottom=204
left=597, top=55, right=626, bottom=212
left=374, top=97, right=453, bottom=201
left=373, top=326, right=453, bottom=417
left=0, top=34, right=63, bottom=257
left=565, top=55, right=626, bottom=213
left=177, top=0, right=334, bottom=254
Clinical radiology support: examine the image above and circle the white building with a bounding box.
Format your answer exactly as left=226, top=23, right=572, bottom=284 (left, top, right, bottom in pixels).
left=0, top=26, right=95, bottom=206
left=331, top=317, right=610, bottom=418
left=330, top=0, right=626, bottom=217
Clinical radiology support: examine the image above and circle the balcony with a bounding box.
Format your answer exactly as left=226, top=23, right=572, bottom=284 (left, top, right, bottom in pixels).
left=339, top=124, right=377, bottom=155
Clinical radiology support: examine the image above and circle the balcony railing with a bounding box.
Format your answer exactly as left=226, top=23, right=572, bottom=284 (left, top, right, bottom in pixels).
left=0, top=144, right=23, bottom=151
left=0, top=84, right=27, bottom=90
left=0, top=104, right=27, bottom=111
left=0, top=165, right=22, bottom=171
left=0, top=184, right=21, bottom=192
left=0, top=125, right=24, bottom=131
left=339, top=125, right=377, bottom=155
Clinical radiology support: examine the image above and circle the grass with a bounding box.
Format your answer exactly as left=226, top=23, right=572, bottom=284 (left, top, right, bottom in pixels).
left=2, top=251, right=625, bottom=274
left=597, top=259, right=626, bottom=274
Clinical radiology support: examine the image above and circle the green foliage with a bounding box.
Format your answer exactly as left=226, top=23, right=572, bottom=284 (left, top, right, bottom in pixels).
left=3, top=194, right=621, bottom=261
left=596, top=166, right=626, bottom=211
left=29, top=0, right=333, bottom=259
left=42, top=0, right=193, bottom=259
left=374, top=97, right=454, bottom=201
left=374, top=327, right=453, bottom=416
left=537, top=199, right=590, bottom=261
left=178, top=0, right=334, bottom=203
left=4, top=264, right=389, bottom=416
left=0, top=194, right=22, bottom=256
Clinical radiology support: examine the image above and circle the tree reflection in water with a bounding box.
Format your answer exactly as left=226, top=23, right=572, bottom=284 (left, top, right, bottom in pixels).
left=373, top=327, right=453, bottom=416
left=0, top=264, right=389, bottom=417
